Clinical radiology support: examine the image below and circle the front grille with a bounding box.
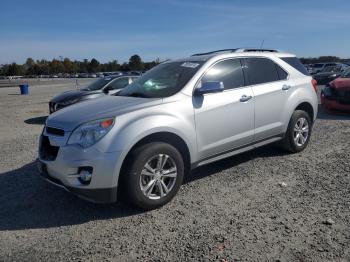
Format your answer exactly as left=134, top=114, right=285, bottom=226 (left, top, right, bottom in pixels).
left=39, top=135, right=59, bottom=161
left=46, top=127, right=65, bottom=136
left=338, top=98, right=350, bottom=105
left=335, top=90, right=350, bottom=105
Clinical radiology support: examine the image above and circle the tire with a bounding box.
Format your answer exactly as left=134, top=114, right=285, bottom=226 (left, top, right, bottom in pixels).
left=122, top=142, right=184, bottom=210
left=280, top=110, right=312, bottom=153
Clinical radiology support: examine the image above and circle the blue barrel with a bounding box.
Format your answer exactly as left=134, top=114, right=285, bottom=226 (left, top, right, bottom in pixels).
left=19, top=84, right=29, bottom=95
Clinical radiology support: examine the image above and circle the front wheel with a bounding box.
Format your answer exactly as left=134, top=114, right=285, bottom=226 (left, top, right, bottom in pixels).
left=123, top=142, right=184, bottom=210
left=280, top=110, right=312, bottom=153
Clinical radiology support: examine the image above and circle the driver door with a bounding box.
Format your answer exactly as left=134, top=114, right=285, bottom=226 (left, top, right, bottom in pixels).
left=193, top=58, right=255, bottom=159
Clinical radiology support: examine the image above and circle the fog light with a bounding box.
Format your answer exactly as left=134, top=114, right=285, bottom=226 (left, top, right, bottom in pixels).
left=78, top=167, right=93, bottom=184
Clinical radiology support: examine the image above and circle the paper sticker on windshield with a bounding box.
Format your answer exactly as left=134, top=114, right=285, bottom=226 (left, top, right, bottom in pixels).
left=181, top=62, right=199, bottom=68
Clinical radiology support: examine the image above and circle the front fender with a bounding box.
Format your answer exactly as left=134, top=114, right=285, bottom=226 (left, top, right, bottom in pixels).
left=112, top=114, right=196, bottom=155
left=101, top=108, right=197, bottom=186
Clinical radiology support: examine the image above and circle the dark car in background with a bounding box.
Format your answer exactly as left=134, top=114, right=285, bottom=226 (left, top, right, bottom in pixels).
left=313, top=65, right=343, bottom=85
left=49, top=74, right=139, bottom=113
left=310, top=62, right=338, bottom=75
left=310, top=62, right=348, bottom=75
left=321, top=68, right=350, bottom=112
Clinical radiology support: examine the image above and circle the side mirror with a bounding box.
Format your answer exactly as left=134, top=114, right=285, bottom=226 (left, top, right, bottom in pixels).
left=103, top=86, right=112, bottom=93
left=194, top=81, right=224, bottom=95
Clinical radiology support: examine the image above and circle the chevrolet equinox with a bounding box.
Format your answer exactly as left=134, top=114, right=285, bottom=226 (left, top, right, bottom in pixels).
left=38, top=48, right=318, bottom=210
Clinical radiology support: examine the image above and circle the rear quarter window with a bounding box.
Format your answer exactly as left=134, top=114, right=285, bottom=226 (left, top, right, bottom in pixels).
left=281, top=57, right=310, bottom=76
left=275, top=64, right=288, bottom=80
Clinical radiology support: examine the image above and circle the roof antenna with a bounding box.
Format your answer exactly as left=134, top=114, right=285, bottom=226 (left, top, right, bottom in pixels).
left=260, top=40, right=265, bottom=49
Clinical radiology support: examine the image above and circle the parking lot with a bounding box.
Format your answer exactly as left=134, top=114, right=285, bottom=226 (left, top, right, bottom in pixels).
left=0, top=80, right=349, bottom=261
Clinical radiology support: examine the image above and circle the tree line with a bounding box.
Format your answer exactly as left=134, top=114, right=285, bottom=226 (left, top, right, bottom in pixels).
left=0, top=55, right=160, bottom=76
left=1, top=55, right=349, bottom=77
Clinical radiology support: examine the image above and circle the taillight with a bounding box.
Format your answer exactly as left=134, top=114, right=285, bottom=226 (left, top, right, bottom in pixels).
left=311, top=79, right=318, bottom=92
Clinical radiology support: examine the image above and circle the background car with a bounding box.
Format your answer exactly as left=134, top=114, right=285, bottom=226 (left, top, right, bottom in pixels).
left=310, top=62, right=348, bottom=75
left=310, top=63, right=337, bottom=74
left=321, top=68, right=350, bottom=112
left=313, top=65, right=343, bottom=85
left=49, top=74, right=139, bottom=113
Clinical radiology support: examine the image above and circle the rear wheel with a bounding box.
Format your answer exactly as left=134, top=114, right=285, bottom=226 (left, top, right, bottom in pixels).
left=280, top=110, right=312, bottom=153
left=123, top=142, right=184, bottom=210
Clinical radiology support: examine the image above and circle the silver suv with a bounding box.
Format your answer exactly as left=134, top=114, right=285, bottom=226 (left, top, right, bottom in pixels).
left=38, top=48, right=318, bottom=209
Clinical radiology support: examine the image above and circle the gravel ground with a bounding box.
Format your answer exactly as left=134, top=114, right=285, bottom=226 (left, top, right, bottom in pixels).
left=0, top=78, right=94, bottom=88
left=0, top=82, right=349, bottom=262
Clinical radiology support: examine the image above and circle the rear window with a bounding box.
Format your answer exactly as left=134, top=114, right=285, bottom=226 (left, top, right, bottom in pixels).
left=281, top=57, right=310, bottom=76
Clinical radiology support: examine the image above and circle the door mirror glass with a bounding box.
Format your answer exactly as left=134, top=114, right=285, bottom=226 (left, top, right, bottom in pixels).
left=195, top=81, right=224, bottom=95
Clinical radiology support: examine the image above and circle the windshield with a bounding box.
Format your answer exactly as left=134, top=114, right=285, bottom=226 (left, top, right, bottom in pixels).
left=83, top=77, right=112, bottom=91
left=341, top=68, right=350, bottom=78
left=118, top=61, right=204, bottom=98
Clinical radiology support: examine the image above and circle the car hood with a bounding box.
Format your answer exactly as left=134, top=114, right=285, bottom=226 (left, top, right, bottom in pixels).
left=329, top=77, right=350, bottom=91
left=47, top=96, right=162, bottom=131
left=51, top=89, right=103, bottom=103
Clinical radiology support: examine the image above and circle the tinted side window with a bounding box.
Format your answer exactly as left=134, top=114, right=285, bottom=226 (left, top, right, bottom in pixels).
left=201, top=59, right=244, bottom=90
left=276, top=64, right=288, bottom=80
left=245, top=58, right=279, bottom=85
left=108, top=77, right=130, bottom=90
left=281, top=57, right=310, bottom=76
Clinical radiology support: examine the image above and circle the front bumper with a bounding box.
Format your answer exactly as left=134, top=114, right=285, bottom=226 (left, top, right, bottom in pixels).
left=38, top=160, right=118, bottom=203
left=38, top=133, right=122, bottom=203
left=321, top=87, right=350, bottom=112
left=321, top=96, right=350, bottom=112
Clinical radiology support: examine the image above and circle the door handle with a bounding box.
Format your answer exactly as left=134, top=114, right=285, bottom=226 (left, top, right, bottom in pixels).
left=240, top=95, right=252, bottom=102
left=282, top=84, right=291, bottom=91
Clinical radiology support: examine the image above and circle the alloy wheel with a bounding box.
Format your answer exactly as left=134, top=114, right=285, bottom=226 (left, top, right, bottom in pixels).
left=293, top=117, right=309, bottom=147
left=140, top=154, right=177, bottom=200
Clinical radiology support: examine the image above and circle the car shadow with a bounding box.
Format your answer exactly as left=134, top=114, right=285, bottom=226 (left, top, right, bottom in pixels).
left=317, top=105, right=350, bottom=120
left=0, top=145, right=285, bottom=231
left=24, top=116, right=48, bottom=125
left=0, top=161, right=141, bottom=231
left=185, top=145, right=286, bottom=184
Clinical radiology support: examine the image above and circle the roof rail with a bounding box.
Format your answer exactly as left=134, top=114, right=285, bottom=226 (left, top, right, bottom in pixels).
left=191, top=49, right=238, bottom=56
left=191, top=48, right=279, bottom=56
left=236, top=48, right=278, bottom=53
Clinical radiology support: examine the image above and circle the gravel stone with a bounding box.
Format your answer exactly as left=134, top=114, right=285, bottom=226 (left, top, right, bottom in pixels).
left=323, top=218, right=335, bottom=225
left=0, top=81, right=349, bottom=261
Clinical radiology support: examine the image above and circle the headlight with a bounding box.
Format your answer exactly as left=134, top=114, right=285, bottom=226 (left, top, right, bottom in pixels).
left=68, top=118, right=115, bottom=148
left=330, top=74, right=337, bottom=78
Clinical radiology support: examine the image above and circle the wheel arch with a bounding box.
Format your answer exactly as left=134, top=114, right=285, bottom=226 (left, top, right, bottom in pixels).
left=119, top=132, right=192, bottom=179
left=294, top=101, right=315, bottom=122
